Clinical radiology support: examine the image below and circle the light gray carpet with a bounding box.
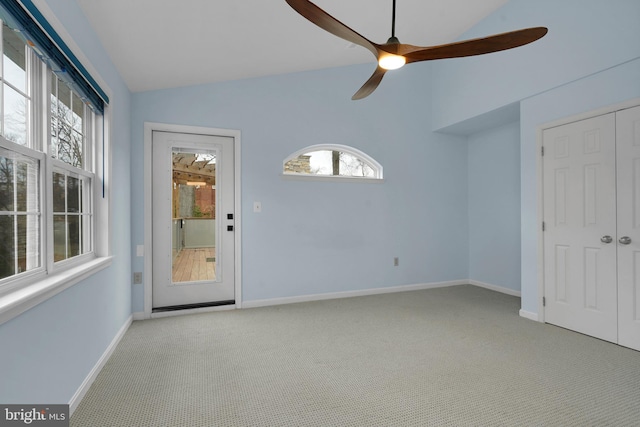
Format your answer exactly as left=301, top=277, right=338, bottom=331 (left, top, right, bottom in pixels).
left=71, top=285, right=640, bottom=426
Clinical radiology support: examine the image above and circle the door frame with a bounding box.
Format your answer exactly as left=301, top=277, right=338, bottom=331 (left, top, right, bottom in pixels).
left=536, top=97, right=640, bottom=324
left=142, top=122, right=242, bottom=319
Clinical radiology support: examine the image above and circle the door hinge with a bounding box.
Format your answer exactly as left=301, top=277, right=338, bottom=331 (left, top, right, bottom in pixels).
left=541, top=146, right=545, bottom=156
left=542, top=221, right=546, bottom=232
left=543, top=297, right=546, bottom=307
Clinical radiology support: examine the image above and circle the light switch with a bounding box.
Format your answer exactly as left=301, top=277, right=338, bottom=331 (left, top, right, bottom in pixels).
left=136, top=245, right=144, bottom=257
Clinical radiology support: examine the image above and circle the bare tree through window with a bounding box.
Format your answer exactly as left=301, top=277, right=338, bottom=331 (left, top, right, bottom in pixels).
left=51, top=74, right=84, bottom=168
left=284, top=147, right=379, bottom=179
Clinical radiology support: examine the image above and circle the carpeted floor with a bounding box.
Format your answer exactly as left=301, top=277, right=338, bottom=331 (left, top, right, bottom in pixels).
left=71, top=285, right=640, bottom=426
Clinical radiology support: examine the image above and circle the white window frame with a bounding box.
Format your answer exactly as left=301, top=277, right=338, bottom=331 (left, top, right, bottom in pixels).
left=0, top=3, right=112, bottom=325
left=282, top=144, right=384, bottom=182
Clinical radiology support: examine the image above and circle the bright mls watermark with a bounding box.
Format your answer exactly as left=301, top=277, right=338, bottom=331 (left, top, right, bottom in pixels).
left=0, top=405, right=68, bottom=426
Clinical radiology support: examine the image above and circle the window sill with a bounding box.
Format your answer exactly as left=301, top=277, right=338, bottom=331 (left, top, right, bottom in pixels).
left=0, top=256, right=113, bottom=326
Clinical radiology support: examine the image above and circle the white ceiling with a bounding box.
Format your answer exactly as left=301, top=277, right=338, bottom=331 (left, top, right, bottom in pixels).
left=76, top=0, right=510, bottom=93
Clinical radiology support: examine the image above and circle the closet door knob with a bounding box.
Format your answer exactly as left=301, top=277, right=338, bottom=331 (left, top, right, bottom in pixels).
left=601, top=235, right=613, bottom=244
left=619, top=236, right=632, bottom=245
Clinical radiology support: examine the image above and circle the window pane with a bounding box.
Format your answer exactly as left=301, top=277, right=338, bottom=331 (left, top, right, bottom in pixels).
left=81, top=214, right=90, bottom=254
left=57, top=79, right=72, bottom=123
left=3, top=23, right=26, bottom=93
left=67, top=175, right=79, bottom=213
left=4, top=83, right=27, bottom=145
left=53, top=172, right=65, bottom=212
left=72, top=92, right=83, bottom=133
left=51, top=81, right=58, bottom=152
left=16, top=157, right=38, bottom=212
left=338, top=152, right=374, bottom=177
left=51, top=77, right=83, bottom=168
left=68, top=215, right=80, bottom=257
left=16, top=214, right=26, bottom=272
left=79, top=176, right=84, bottom=212
left=0, top=154, right=14, bottom=211
left=0, top=214, right=15, bottom=279
left=53, top=214, right=66, bottom=261
left=284, top=148, right=379, bottom=178
left=57, top=128, right=83, bottom=168
left=19, top=213, right=40, bottom=272
left=69, top=130, right=83, bottom=168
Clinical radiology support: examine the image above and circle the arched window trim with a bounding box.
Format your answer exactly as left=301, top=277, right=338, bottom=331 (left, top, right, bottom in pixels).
left=282, top=144, right=383, bottom=181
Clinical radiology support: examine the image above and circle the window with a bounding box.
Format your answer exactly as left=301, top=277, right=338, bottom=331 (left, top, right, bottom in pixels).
left=283, top=144, right=383, bottom=180
left=0, top=4, right=109, bottom=319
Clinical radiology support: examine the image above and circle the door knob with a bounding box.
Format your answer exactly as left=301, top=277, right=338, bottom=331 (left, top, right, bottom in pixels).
left=601, top=235, right=613, bottom=244
left=619, top=236, right=632, bottom=245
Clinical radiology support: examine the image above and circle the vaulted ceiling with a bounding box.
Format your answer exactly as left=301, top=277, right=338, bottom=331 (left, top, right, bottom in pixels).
left=76, top=0, right=510, bottom=93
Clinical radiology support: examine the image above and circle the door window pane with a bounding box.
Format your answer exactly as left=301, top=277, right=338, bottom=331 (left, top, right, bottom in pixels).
left=171, top=150, right=217, bottom=283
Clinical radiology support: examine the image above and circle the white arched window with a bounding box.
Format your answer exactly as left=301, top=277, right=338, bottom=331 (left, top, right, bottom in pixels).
left=283, top=144, right=383, bottom=180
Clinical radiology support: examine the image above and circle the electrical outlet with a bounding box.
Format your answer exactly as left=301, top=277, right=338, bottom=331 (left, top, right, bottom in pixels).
left=133, top=272, right=142, bottom=284
left=394, top=257, right=399, bottom=267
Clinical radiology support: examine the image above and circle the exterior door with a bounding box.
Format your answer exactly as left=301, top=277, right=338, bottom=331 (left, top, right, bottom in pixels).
left=616, top=105, right=640, bottom=351
left=542, top=113, right=618, bottom=343
left=152, top=131, right=235, bottom=309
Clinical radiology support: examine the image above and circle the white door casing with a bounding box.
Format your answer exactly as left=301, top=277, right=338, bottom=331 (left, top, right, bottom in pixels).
left=151, top=130, right=235, bottom=309
left=616, top=105, right=640, bottom=351
left=542, top=113, right=618, bottom=343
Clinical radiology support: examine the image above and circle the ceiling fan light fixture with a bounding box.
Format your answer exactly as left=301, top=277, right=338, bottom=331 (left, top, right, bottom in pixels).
left=378, top=53, right=406, bottom=70
left=285, top=0, right=547, bottom=99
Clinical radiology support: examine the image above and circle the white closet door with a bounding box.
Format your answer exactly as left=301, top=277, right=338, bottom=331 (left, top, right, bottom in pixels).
left=543, top=113, right=618, bottom=343
left=616, top=105, right=640, bottom=351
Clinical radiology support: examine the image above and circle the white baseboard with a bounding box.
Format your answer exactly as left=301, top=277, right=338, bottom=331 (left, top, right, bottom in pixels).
left=69, top=315, right=132, bottom=415
left=132, top=311, right=145, bottom=321
left=242, top=280, right=468, bottom=309
left=519, top=309, right=539, bottom=322
left=468, top=280, right=521, bottom=297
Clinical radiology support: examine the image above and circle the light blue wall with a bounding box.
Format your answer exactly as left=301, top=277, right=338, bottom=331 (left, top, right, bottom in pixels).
left=432, top=0, right=640, bottom=131
left=467, top=121, right=520, bottom=291
left=432, top=0, right=640, bottom=315
left=131, top=62, right=469, bottom=308
left=0, top=0, right=132, bottom=404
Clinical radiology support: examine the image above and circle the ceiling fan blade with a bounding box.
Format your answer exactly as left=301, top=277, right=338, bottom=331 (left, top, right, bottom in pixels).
left=403, top=27, right=548, bottom=63
left=286, top=0, right=380, bottom=57
left=352, top=66, right=387, bottom=100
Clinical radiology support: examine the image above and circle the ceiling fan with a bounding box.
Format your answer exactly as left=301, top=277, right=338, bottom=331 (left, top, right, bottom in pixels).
left=285, top=0, right=548, bottom=100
